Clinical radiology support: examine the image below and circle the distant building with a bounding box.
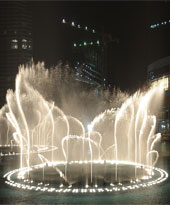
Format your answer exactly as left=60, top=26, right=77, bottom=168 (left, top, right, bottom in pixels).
left=147, top=18, right=170, bottom=65
left=147, top=17, right=170, bottom=136
left=60, top=18, right=118, bottom=88
left=0, top=2, right=33, bottom=106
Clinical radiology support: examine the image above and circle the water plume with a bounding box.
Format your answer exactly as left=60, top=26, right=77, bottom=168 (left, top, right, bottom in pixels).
left=0, top=62, right=164, bottom=185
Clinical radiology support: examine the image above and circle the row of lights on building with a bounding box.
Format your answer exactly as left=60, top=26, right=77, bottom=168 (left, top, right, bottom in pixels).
left=150, top=20, right=170, bottom=29
left=77, top=72, right=93, bottom=81
left=75, top=65, right=92, bottom=81
left=75, top=62, right=99, bottom=74
left=76, top=62, right=101, bottom=76
left=62, top=19, right=96, bottom=34
left=83, top=69, right=100, bottom=81
left=73, top=40, right=100, bottom=47
left=2, top=30, right=32, bottom=36
left=75, top=62, right=102, bottom=84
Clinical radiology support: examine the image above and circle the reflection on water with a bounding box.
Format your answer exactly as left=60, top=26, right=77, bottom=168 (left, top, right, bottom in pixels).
left=0, top=141, right=170, bottom=204
left=160, top=141, right=170, bottom=157
left=157, top=141, right=170, bottom=173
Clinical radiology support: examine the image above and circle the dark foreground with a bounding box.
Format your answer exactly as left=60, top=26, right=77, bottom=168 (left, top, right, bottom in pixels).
left=0, top=142, right=170, bottom=204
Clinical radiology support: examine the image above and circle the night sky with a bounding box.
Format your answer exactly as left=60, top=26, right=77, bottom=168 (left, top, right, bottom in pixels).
left=30, top=1, right=170, bottom=92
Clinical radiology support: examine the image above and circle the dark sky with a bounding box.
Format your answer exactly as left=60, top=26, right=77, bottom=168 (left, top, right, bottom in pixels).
left=30, top=1, right=170, bottom=92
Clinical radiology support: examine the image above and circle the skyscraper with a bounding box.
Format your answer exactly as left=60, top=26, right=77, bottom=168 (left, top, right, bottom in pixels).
left=0, top=2, right=33, bottom=106
left=60, top=18, right=117, bottom=88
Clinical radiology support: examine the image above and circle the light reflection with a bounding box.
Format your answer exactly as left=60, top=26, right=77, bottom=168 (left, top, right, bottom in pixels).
left=3, top=161, right=168, bottom=194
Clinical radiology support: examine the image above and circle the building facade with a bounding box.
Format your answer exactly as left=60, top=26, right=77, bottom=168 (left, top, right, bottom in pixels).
left=148, top=56, right=170, bottom=135
left=0, top=2, right=33, bottom=106
left=60, top=18, right=117, bottom=88
left=147, top=16, right=170, bottom=136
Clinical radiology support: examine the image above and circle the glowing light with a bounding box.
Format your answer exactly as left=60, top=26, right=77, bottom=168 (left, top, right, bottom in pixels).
left=151, top=77, right=168, bottom=90
left=3, top=161, right=168, bottom=194
left=0, top=145, right=56, bottom=157
left=3, top=63, right=166, bottom=195
left=87, top=124, right=92, bottom=132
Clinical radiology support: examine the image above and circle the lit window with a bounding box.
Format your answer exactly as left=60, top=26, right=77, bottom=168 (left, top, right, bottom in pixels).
left=28, top=40, right=32, bottom=49
left=90, top=42, right=93, bottom=45
left=92, top=29, right=95, bottom=33
left=150, top=24, right=157, bottom=29
left=85, top=26, right=88, bottom=30
left=151, top=75, right=155, bottom=80
left=72, top=22, right=75, bottom=26
left=79, top=44, right=82, bottom=47
left=97, top=40, right=100, bottom=45
left=74, top=43, right=76, bottom=47
left=84, top=42, right=87, bottom=46
left=78, top=24, right=80, bottom=28
left=151, top=77, right=169, bottom=90
left=22, top=44, right=27, bottom=49
left=11, top=39, right=18, bottom=49
left=62, top=19, right=66, bottom=23
left=22, top=39, right=27, bottom=49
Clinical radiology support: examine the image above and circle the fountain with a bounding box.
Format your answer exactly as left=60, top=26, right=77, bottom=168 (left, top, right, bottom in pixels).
left=2, top=62, right=168, bottom=193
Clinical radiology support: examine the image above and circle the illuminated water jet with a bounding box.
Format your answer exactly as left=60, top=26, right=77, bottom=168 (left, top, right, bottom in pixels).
left=0, top=62, right=168, bottom=193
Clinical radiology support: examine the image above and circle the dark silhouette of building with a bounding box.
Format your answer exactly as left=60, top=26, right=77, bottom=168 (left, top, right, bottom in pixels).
left=147, top=14, right=170, bottom=137
left=60, top=18, right=118, bottom=88
left=0, top=2, right=33, bottom=106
